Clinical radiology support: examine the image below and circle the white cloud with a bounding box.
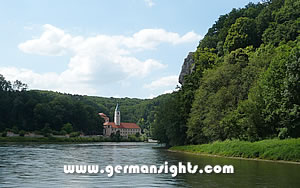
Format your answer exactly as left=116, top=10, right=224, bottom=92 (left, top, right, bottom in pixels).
left=18, top=24, right=74, bottom=56
left=146, top=94, right=157, bottom=99
left=144, top=0, right=155, bottom=7
left=144, top=75, right=178, bottom=90
left=146, top=89, right=175, bottom=99
left=1, top=24, right=201, bottom=96
left=0, top=67, right=97, bottom=95
left=122, top=29, right=202, bottom=49
left=163, top=89, right=174, bottom=94
left=19, top=26, right=202, bottom=56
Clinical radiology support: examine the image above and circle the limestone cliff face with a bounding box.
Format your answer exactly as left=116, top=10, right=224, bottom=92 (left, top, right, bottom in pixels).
left=178, top=52, right=195, bottom=85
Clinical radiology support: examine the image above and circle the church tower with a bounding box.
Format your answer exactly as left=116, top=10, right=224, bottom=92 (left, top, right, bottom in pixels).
left=114, top=103, right=121, bottom=126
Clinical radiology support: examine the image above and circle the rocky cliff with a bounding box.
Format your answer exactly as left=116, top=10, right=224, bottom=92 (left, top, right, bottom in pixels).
left=178, top=52, right=195, bottom=85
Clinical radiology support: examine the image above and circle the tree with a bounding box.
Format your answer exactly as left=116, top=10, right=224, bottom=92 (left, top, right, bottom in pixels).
left=187, top=48, right=254, bottom=144
left=152, top=93, right=187, bottom=146
left=135, top=132, right=140, bottom=138
left=19, top=130, right=26, bottom=137
left=224, top=17, right=258, bottom=52
left=13, top=80, right=28, bottom=91
left=42, top=123, right=52, bottom=137
left=110, top=130, right=121, bottom=141
left=33, top=103, right=53, bottom=131
left=61, top=123, right=73, bottom=134
left=232, top=42, right=300, bottom=140
left=0, top=74, right=12, bottom=92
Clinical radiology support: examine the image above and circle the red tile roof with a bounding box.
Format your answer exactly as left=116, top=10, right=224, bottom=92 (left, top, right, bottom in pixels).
left=103, top=122, right=140, bottom=129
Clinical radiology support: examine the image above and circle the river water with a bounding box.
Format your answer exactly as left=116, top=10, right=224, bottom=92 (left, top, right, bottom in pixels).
left=0, top=142, right=299, bottom=187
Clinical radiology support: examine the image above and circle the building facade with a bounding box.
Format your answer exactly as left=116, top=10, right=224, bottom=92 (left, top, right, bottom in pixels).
left=100, top=104, right=141, bottom=137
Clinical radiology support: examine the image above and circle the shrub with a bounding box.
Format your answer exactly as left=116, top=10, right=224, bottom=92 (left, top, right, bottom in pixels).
left=19, top=130, right=26, bottom=137
left=59, top=130, right=67, bottom=136
left=41, top=123, right=52, bottom=137
left=62, top=123, right=73, bottom=134
left=278, top=128, right=288, bottom=139
left=34, top=130, right=42, bottom=135
left=12, top=126, right=19, bottom=134
left=1, top=132, right=7, bottom=137
left=70, top=132, right=80, bottom=137
left=52, top=130, right=60, bottom=135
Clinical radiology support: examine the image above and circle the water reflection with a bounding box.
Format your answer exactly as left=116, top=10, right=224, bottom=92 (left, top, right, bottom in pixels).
left=0, top=142, right=299, bottom=187
left=165, top=151, right=300, bottom=188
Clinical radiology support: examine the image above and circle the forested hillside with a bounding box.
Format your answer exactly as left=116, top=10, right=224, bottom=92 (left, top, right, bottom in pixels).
left=152, top=0, right=300, bottom=146
left=0, top=76, right=169, bottom=136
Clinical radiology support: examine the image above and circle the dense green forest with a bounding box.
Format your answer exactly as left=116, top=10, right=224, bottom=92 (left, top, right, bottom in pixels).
left=152, top=0, right=300, bottom=146
left=0, top=75, right=170, bottom=136
left=0, top=79, right=103, bottom=135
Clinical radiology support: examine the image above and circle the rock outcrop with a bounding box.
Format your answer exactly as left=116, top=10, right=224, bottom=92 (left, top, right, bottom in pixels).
left=178, top=52, right=195, bottom=85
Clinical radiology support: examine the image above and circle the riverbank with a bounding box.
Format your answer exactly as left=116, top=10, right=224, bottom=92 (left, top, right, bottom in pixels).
left=0, top=136, right=144, bottom=143
left=169, top=138, right=300, bottom=162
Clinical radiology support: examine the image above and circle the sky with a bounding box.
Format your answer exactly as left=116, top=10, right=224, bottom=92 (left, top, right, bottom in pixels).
left=0, top=0, right=261, bottom=99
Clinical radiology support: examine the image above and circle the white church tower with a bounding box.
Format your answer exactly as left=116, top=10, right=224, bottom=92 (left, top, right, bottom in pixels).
left=114, top=103, right=121, bottom=126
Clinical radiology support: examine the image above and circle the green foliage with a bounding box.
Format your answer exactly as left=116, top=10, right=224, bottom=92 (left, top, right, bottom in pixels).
left=187, top=48, right=255, bottom=144
left=12, top=126, right=19, bottom=134
left=0, top=135, right=143, bottom=143
left=19, top=130, right=26, bottom=137
left=1, top=132, right=7, bottom=137
left=61, top=123, right=73, bottom=134
left=224, top=17, right=258, bottom=52
left=110, top=130, right=121, bottom=142
left=199, top=2, right=265, bottom=51
left=278, top=128, right=288, bottom=139
left=0, top=73, right=171, bottom=137
left=69, top=132, right=80, bottom=137
left=12, top=80, right=28, bottom=91
left=152, top=93, right=187, bottom=146
left=41, top=123, right=52, bottom=137
left=262, top=0, right=300, bottom=46
left=0, top=74, right=13, bottom=92
left=59, top=130, right=67, bottom=136
left=170, top=138, right=300, bottom=162
left=262, top=19, right=300, bottom=46
left=128, top=134, right=142, bottom=142
left=156, top=0, right=299, bottom=146
left=135, top=132, right=140, bottom=137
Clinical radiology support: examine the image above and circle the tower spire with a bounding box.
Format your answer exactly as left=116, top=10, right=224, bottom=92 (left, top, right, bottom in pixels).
left=114, top=103, right=120, bottom=126
left=115, top=103, right=120, bottom=111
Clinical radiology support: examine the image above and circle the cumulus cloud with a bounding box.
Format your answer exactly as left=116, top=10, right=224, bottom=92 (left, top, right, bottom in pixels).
left=1, top=24, right=201, bottom=96
left=144, top=75, right=178, bottom=90
left=0, top=67, right=97, bottom=95
left=163, top=89, right=174, bottom=94
left=18, top=24, right=75, bottom=56
left=146, top=89, right=175, bottom=99
left=122, top=29, right=202, bottom=49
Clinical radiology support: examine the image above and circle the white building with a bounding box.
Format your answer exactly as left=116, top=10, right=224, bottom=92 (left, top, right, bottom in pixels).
left=100, top=104, right=141, bottom=137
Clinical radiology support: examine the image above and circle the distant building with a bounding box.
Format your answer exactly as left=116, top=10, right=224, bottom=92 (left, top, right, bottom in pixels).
left=100, top=104, right=141, bottom=137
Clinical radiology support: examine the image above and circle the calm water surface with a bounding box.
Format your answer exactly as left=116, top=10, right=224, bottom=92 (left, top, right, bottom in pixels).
left=0, top=142, right=299, bottom=187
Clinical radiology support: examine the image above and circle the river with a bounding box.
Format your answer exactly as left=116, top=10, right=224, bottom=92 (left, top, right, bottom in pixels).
left=0, top=142, right=299, bottom=187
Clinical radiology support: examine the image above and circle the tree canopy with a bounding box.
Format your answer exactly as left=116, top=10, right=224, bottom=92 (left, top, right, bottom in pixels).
left=152, top=0, right=300, bottom=146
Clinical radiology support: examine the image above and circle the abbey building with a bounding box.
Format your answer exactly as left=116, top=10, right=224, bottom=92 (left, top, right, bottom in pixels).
left=100, top=104, right=141, bottom=137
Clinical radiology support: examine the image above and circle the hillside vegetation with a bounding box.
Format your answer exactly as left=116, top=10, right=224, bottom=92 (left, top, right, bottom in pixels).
left=0, top=78, right=169, bottom=136
left=152, top=0, right=300, bottom=146
left=170, top=138, right=300, bottom=162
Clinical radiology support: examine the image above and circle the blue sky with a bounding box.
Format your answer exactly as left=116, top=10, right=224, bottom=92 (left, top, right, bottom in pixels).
left=0, top=0, right=260, bottom=98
